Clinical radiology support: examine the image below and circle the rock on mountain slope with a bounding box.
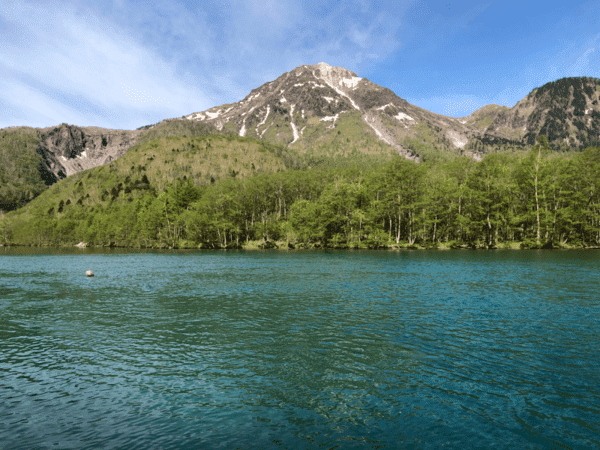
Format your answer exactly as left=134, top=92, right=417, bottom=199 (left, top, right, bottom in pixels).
left=176, top=62, right=482, bottom=161
left=36, top=124, right=141, bottom=182
left=0, top=124, right=141, bottom=211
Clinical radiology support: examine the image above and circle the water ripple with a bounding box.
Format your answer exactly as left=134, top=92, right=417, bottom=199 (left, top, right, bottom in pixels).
left=0, top=250, right=598, bottom=449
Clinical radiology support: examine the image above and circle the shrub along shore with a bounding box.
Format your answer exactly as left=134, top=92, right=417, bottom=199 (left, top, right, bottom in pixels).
left=1, top=240, right=597, bottom=250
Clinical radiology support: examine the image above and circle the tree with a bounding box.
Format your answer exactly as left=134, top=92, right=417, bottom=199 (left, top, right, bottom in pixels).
left=382, top=156, right=426, bottom=244
left=467, top=153, right=512, bottom=246
left=289, top=199, right=327, bottom=245
left=515, top=135, right=550, bottom=245
left=0, top=216, right=13, bottom=244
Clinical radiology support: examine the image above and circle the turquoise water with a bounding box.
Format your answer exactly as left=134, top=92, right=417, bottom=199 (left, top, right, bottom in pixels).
left=1, top=248, right=599, bottom=449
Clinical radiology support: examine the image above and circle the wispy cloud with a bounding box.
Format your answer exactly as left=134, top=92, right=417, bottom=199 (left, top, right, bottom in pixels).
left=0, top=1, right=219, bottom=129
left=566, top=38, right=599, bottom=76
left=1, top=0, right=600, bottom=128
left=0, top=0, right=415, bottom=129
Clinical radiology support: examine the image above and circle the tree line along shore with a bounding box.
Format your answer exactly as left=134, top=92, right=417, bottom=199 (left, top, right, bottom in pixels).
left=1, top=136, right=599, bottom=250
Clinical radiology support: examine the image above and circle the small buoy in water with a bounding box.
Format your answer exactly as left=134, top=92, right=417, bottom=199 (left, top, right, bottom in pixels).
left=86, top=270, right=94, bottom=277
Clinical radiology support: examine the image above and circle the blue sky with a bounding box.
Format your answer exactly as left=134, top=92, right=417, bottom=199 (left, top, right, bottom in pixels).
left=1, top=0, right=599, bottom=130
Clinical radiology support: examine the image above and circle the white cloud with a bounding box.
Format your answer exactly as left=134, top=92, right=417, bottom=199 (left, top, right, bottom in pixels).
left=0, top=77, right=105, bottom=127
left=7, top=0, right=597, bottom=128
left=0, top=2, right=216, bottom=129
left=0, top=0, right=419, bottom=129
left=567, top=44, right=598, bottom=76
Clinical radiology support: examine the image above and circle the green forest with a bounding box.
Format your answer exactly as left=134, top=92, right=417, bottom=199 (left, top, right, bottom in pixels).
left=1, top=134, right=599, bottom=250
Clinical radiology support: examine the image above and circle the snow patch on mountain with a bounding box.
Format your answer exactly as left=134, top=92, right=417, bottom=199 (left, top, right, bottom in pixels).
left=323, top=96, right=334, bottom=103
left=395, top=112, right=415, bottom=122
left=364, top=115, right=392, bottom=145
left=331, top=84, right=360, bottom=110
left=260, top=122, right=273, bottom=138
left=239, top=106, right=256, bottom=137
left=214, top=117, right=230, bottom=131
left=320, top=111, right=346, bottom=129
left=280, top=97, right=287, bottom=103
left=294, top=83, right=304, bottom=87
left=313, top=62, right=361, bottom=110
left=256, top=105, right=270, bottom=135
left=314, top=70, right=360, bottom=110
left=205, top=110, right=221, bottom=119
left=320, top=114, right=338, bottom=121
left=289, top=104, right=300, bottom=145
left=186, top=112, right=205, bottom=121
left=376, top=103, right=396, bottom=110
left=340, top=77, right=362, bottom=88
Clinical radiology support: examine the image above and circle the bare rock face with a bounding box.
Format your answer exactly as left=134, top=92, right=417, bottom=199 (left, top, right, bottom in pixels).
left=37, top=124, right=141, bottom=180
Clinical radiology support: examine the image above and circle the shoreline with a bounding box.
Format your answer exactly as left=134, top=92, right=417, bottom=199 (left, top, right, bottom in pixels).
left=2, top=241, right=599, bottom=251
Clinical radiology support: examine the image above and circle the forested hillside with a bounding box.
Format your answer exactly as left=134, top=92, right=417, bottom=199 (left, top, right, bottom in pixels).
left=1, top=134, right=598, bottom=249
left=0, top=120, right=233, bottom=213
left=0, top=128, right=52, bottom=211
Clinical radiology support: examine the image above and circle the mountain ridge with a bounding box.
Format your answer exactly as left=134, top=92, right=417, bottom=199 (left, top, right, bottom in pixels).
left=2, top=65, right=600, bottom=212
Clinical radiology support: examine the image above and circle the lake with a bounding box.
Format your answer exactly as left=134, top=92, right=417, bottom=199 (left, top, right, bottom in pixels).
left=1, top=248, right=599, bottom=449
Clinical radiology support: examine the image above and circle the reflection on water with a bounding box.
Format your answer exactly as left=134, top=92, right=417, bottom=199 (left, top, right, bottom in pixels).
left=1, top=249, right=599, bottom=449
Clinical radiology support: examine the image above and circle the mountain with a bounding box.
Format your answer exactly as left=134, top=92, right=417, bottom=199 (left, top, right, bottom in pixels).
left=460, top=76, right=600, bottom=151
left=2, top=64, right=600, bottom=213
left=18, top=133, right=295, bottom=214
left=36, top=124, right=142, bottom=180
left=0, top=124, right=141, bottom=211
left=173, top=62, right=481, bottom=162
left=173, top=65, right=600, bottom=160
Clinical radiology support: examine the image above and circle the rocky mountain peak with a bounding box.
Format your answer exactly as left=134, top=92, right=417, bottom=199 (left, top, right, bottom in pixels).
left=168, top=67, right=600, bottom=161
left=176, top=62, right=434, bottom=160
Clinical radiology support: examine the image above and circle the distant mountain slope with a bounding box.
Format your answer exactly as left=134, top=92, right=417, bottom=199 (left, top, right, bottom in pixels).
left=7, top=134, right=294, bottom=221
left=178, top=67, right=600, bottom=157
left=0, top=124, right=142, bottom=211
left=465, top=77, right=600, bottom=150
left=0, top=120, right=232, bottom=212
